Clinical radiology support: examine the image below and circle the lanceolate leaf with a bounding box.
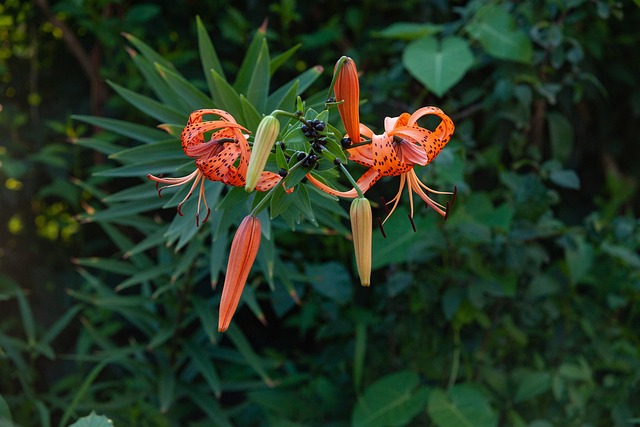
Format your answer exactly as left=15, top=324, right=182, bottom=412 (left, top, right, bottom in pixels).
left=245, top=40, right=270, bottom=113
left=196, top=15, right=225, bottom=92
left=234, top=26, right=267, bottom=94
left=72, top=115, right=169, bottom=144
left=156, top=64, right=215, bottom=111
left=403, top=35, right=474, bottom=97
left=107, top=80, right=187, bottom=124
left=270, top=43, right=302, bottom=76
left=209, top=69, right=245, bottom=122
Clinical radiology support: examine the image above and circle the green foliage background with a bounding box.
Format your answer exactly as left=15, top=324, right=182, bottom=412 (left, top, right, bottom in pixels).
left=1, top=0, right=639, bottom=426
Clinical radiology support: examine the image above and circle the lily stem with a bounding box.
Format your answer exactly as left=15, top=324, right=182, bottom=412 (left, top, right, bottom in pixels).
left=338, top=162, right=364, bottom=199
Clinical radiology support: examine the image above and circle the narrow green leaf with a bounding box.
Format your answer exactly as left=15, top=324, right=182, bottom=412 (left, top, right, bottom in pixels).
left=71, top=137, right=123, bottom=156
left=245, top=39, right=270, bottom=113
left=185, top=342, right=222, bottom=398
left=115, top=265, right=172, bottom=292
left=172, top=236, right=205, bottom=282
left=129, top=50, right=191, bottom=112
left=226, top=324, right=274, bottom=387
left=209, top=69, right=245, bottom=122
left=72, top=115, right=168, bottom=144
left=240, top=94, right=262, bottom=131
left=352, top=371, right=428, bottom=427
left=123, top=32, right=174, bottom=70
left=307, top=262, right=352, bottom=304
left=109, top=139, right=183, bottom=163
left=15, top=289, right=35, bottom=344
left=197, top=15, right=226, bottom=95
left=184, top=387, right=234, bottom=427
left=59, top=361, right=109, bottom=427
left=83, top=198, right=166, bottom=223
left=403, top=35, right=474, bottom=97
left=269, top=184, right=295, bottom=219
left=158, top=365, right=176, bottom=413
left=269, top=44, right=301, bottom=76
left=108, top=81, right=187, bottom=124
left=234, top=26, right=267, bottom=94
left=41, top=304, right=83, bottom=346
left=124, top=225, right=169, bottom=258
left=191, top=295, right=219, bottom=344
left=94, top=159, right=191, bottom=178
left=73, top=257, right=138, bottom=276
left=268, top=81, right=299, bottom=119
left=103, top=183, right=159, bottom=203
left=156, top=64, right=215, bottom=111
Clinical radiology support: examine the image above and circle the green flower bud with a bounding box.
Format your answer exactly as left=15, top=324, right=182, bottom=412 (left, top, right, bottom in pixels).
left=246, top=115, right=280, bottom=192
left=350, top=197, right=372, bottom=287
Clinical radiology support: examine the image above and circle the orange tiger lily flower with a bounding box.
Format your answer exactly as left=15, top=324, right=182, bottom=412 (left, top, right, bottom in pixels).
left=218, top=215, right=261, bottom=332
left=307, top=106, right=456, bottom=223
left=334, top=56, right=361, bottom=144
left=148, top=109, right=283, bottom=225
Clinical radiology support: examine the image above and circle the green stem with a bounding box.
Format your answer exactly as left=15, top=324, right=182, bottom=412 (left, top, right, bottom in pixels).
left=249, top=154, right=310, bottom=216
left=326, top=56, right=348, bottom=104
left=339, top=162, right=364, bottom=198
left=346, top=139, right=372, bottom=149
left=447, top=325, right=461, bottom=391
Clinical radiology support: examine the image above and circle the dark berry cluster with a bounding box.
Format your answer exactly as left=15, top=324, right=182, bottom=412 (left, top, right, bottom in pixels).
left=301, top=119, right=325, bottom=138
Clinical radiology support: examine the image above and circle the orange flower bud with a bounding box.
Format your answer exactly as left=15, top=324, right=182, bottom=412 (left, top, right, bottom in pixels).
left=350, top=197, right=372, bottom=287
left=218, top=215, right=261, bottom=332
left=246, top=115, right=280, bottom=192
left=334, top=56, right=361, bottom=144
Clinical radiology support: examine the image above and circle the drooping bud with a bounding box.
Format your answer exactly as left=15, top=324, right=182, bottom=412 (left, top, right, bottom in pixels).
left=334, top=56, right=360, bottom=144
left=246, top=115, right=280, bottom=192
left=349, top=197, right=372, bottom=287
left=218, top=215, right=262, bottom=332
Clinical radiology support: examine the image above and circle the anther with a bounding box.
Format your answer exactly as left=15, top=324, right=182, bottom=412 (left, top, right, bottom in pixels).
left=377, top=217, right=387, bottom=239
left=408, top=214, right=416, bottom=232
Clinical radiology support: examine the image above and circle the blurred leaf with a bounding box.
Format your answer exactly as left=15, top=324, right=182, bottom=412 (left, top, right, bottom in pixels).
left=0, top=394, right=12, bottom=424
left=245, top=39, right=270, bottom=113
left=226, top=324, right=274, bottom=387
left=352, top=370, right=428, bottom=427
left=514, top=371, right=552, bottom=403
left=428, top=384, right=498, bottom=427
left=549, top=169, right=580, bottom=190
left=158, top=364, right=176, bottom=413
left=403, top=36, right=474, bottom=97
left=467, top=4, right=533, bottom=63
left=270, top=44, right=302, bottom=76
left=375, top=22, right=442, bottom=40
left=15, top=288, right=35, bottom=344
left=68, top=411, right=113, bottom=427
left=307, top=262, right=353, bottom=304
left=547, top=112, right=574, bottom=163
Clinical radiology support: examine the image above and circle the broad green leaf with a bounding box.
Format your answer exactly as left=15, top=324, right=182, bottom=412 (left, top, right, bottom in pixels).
left=374, top=22, right=443, bottom=40
left=68, top=411, right=113, bottom=427
left=547, top=112, right=574, bottom=163
left=72, top=115, right=168, bottom=144
left=428, top=384, right=498, bottom=427
left=561, top=234, right=594, bottom=284
left=466, top=4, right=533, bottom=63
left=269, top=184, right=295, bottom=219
left=403, top=36, right=474, bottom=97
left=601, top=242, right=640, bottom=269
left=156, top=64, right=215, bottom=111
left=245, top=39, right=270, bottom=113
left=352, top=371, right=428, bottom=427
left=197, top=15, right=225, bottom=95
left=107, top=81, right=187, bottom=124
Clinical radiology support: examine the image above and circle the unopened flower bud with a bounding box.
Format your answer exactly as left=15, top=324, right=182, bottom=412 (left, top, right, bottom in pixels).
left=350, top=197, right=372, bottom=287
left=334, top=56, right=360, bottom=144
left=219, top=215, right=262, bottom=332
left=246, top=115, right=280, bottom=192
